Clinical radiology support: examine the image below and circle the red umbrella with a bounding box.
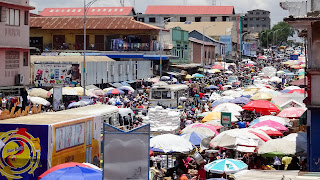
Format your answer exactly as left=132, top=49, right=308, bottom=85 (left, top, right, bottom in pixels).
left=242, top=100, right=280, bottom=115
left=38, top=162, right=93, bottom=179
left=252, top=120, right=288, bottom=132
left=288, top=89, right=305, bottom=94
left=245, top=64, right=254, bottom=67
left=261, top=129, right=283, bottom=136
left=212, top=65, right=225, bottom=70
left=150, top=150, right=154, bottom=156
left=247, top=130, right=270, bottom=142
left=277, top=107, right=306, bottom=118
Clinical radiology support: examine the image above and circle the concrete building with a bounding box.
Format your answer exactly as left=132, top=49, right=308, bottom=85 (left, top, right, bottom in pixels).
left=0, top=0, right=34, bottom=87
left=137, top=5, right=236, bottom=26
left=242, top=9, right=271, bottom=33
left=188, top=38, right=215, bottom=65
left=282, top=0, right=320, bottom=172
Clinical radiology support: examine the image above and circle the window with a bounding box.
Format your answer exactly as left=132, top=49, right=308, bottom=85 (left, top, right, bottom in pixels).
left=177, top=44, right=181, bottom=50
left=181, top=49, right=184, bottom=58
left=195, top=17, right=201, bottom=22
left=205, top=51, right=207, bottom=58
left=138, top=18, right=144, bottom=22
left=149, top=17, right=155, bottom=23
left=256, top=18, right=260, bottom=21
left=249, top=24, right=253, bottom=27
left=256, top=12, right=260, bottom=14
left=180, top=17, right=186, bottom=22
left=257, top=24, right=260, bottom=27
left=249, top=12, right=253, bottom=14
left=263, top=12, right=266, bottom=14
left=210, top=17, right=217, bottom=22
left=24, top=11, right=28, bottom=25
left=23, top=52, right=28, bottom=66
left=6, top=8, right=20, bottom=26
left=0, top=7, right=2, bottom=22
left=244, top=18, right=247, bottom=21
left=263, top=24, right=267, bottom=27
left=222, top=16, right=228, bottom=21
left=249, top=18, right=253, bottom=21
left=164, top=17, right=171, bottom=22
left=244, top=24, right=248, bottom=28
left=262, top=18, right=266, bottom=21
left=184, top=44, right=188, bottom=50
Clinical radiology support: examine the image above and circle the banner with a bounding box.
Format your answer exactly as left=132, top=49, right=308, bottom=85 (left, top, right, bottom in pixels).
left=220, top=35, right=232, bottom=56
left=221, top=112, right=231, bottom=127
left=34, top=63, right=80, bottom=86
left=0, top=124, right=48, bottom=180
left=53, top=87, right=62, bottom=111
left=103, top=124, right=150, bottom=180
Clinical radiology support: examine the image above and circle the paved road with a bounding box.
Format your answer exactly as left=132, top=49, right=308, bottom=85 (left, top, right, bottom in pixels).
left=234, top=170, right=320, bottom=180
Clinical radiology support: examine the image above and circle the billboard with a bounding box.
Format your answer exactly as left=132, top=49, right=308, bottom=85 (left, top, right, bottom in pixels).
left=103, top=124, right=150, bottom=180
left=221, top=112, right=231, bottom=127
left=0, top=124, right=48, bottom=180
left=34, top=63, right=80, bottom=86
left=220, top=35, right=232, bottom=56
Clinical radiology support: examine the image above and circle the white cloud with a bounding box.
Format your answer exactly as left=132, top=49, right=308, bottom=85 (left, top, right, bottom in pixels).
left=30, top=0, right=289, bottom=26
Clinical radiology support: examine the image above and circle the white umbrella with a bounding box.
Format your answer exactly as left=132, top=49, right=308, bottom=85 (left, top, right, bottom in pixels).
left=49, top=87, right=78, bottom=96
left=284, top=86, right=301, bottom=90
left=103, top=87, right=115, bottom=92
left=223, top=85, right=232, bottom=90
left=182, top=123, right=219, bottom=137
left=258, top=88, right=282, bottom=97
left=209, top=93, right=221, bottom=101
left=28, top=88, right=51, bottom=99
left=219, top=96, right=235, bottom=100
left=28, top=96, right=51, bottom=106
left=222, top=90, right=241, bottom=98
left=150, top=134, right=194, bottom=153
left=258, top=139, right=296, bottom=155
left=212, top=103, right=243, bottom=116
left=269, top=76, right=282, bottom=83
left=283, top=132, right=307, bottom=154
left=225, top=71, right=233, bottom=74
left=258, top=116, right=290, bottom=126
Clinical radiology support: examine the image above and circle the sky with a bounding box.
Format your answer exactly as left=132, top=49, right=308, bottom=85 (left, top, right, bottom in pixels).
left=30, top=0, right=289, bottom=26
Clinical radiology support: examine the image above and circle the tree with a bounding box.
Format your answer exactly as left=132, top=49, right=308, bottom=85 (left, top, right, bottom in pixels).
left=259, top=22, right=294, bottom=48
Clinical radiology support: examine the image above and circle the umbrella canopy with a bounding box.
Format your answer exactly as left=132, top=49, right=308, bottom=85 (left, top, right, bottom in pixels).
left=160, top=76, right=171, bottom=81
left=280, top=89, right=291, bottom=93
left=103, top=87, right=115, bottom=92
left=288, top=89, right=305, bottom=94
left=230, top=97, right=251, bottom=104
left=212, top=65, right=225, bottom=70
left=253, top=126, right=283, bottom=136
left=250, top=92, right=274, bottom=101
left=204, top=159, right=248, bottom=174
left=182, top=123, right=219, bottom=137
left=202, top=112, right=221, bottom=123
left=269, top=76, right=282, bottom=83
left=150, top=134, right=194, bottom=154
left=39, top=162, right=102, bottom=180
left=49, top=87, right=78, bottom=96
left=212, top=69, right=221, bottom=73
left=242, top=100, right=280, bottom=115
left=28, top=96, right=51, bottom=106
left=192, top=73, right=204, bottom=78
left=210, top=93, right=222, bottom=101
left=222, top=90, right=242, bottom=98
left=89, top=89, right=106, bottom=97
left=120, top=81, right=131, bottom=86
left=212, top=103, right=243, bottom=116
left=211, top=99, right=233, bottom=107
left=106, top=89, right=125, bottom=95
left=206, top=85, right=219, bottom=90
left=283, top=132, right=307, bottom=154
left=180, top=132, right=208, bottom=146
left=28, top=88, right=51, bottom=99
left=225, top=71, right=233, bottom=74
left=86, top=84, right=100, bottom=90
left=277, top=107, right=306, bottom=118
left=185, top=74, right=193, bottom=79
left=110, top=82, right=123, bottom=88
left=152, top=81, right=168, bottom=87
left=284, top=86, right=301, bottom=90
left=118, top=86, right=135, bottom=92
left=258, top=88, right=282, bottom=97
left=252, top=120, right=289, bottom=132
left=249, top=116, right=289, bottom=126
left=258, top=139, right=297, bottom=156
left=67, top=100, right=94, bottom=109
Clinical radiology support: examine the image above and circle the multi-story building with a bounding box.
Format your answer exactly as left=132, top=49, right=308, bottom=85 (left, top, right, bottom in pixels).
left=0, top=0, right=34, bottom=87
left=242, top=9, right=271, bottom=33
left=137, top=5, right=236, bottom=26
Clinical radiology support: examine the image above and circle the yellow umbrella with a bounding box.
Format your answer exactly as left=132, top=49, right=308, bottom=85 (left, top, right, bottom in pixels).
left=250, top=92, right=274, bottom=101
left=201, top=112, right=221, bottom=123
left=186, top=74, right=193, bottom=79
left=212, top=69, right=221, bottom=73
left=300, top=64, right=306, bottom=68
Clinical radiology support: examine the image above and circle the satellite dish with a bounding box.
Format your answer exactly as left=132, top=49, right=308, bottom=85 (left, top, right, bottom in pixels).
left=200, top=138, right=211, bottom=150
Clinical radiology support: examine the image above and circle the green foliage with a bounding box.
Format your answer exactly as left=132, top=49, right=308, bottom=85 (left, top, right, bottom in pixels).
left=259, top=22, right=294, bottom=48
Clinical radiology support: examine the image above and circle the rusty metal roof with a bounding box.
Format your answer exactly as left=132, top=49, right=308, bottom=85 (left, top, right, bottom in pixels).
left=145, top=5, right=235, bottom=15
left=30, top=16, right=160, bottom=30
left=40, top=7, right=134, bottom=16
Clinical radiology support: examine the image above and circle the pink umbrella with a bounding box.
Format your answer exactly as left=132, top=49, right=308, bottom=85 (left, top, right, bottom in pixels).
left=191, top=124, right=220, bottom=135
left=277, top=107, right=306, bottom=119
left=252, top=120, right=288, bottom=132
left=288, top=89, right=305, bottom=94
left=212, top=65, right=225, bottom=70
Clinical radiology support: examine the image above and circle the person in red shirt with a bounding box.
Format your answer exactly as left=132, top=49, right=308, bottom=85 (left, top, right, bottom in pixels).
left=199, top=92, right=204, bottom=99
left=197, top=163, right=207, bottom=180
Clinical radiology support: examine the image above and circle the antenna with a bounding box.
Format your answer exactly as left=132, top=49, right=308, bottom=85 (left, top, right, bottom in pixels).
left=120, top=0, right=125, bottom=7
left=212, top=0, right=216, bottom=6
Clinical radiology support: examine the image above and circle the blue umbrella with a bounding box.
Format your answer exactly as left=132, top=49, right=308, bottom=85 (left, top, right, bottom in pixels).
left=106, top=89, right=125, bottom=95
left=193, top=74, right=204, bottom=78
left=280, top=89, right=291, bottom=93
left=230, top=97, right=250, bottom=104
left=204, top=159, right=248, bottom=174
left=40, top=165, right=102, bottom=180
left=206, top=85, right=219, bottom=90
left=241, top=95, right=251, bottom=99
left=120, top=81, right=131, bottom=87
left=211, top=99, right=232, bottom=107
left=180, top=132, right=208, bottom=146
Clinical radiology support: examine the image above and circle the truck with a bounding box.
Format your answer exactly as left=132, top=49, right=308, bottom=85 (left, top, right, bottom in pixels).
left=0, top=113, right=101, bottom=179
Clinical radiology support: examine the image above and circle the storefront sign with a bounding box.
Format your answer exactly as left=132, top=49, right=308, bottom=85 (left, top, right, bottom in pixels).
left=221, top=112, right=231, bottom=127
left=53, top=87, right=62, bottom=111
left=0, top=124, right=48, bottom=179
left=103, top=124, right=150, bottom=180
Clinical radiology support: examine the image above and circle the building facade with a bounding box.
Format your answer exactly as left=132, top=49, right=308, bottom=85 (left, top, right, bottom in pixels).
left=0, top=0, right=34, bottom=87
left=138, top=5, right=236, bottom=27
left=188, top=38, right=215, bottom=65
left=242, top=9, right=271, bottom=33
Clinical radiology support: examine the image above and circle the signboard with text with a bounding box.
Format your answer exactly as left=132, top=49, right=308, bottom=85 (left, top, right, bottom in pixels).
left=221, top=112, right=232, bottom=127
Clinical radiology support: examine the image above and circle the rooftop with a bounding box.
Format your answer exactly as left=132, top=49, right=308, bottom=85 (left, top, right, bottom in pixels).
left=189, top=37, right=215, bottom=46
left=39, top=7, right=134, bottom=16
left=31, top=55, right=115, bottom=64
left=165, top=22, right=234, bottom=37
left=145, top=5, right=235, bottom=15
left=30, top=16, right=160, bottom=30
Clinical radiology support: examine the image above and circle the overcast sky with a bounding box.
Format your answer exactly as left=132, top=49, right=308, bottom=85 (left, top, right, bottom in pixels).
left=30, top=0, right=289, bottom=26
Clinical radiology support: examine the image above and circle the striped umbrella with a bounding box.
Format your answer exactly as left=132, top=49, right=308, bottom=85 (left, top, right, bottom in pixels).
left=106, top=89, right=125, bottom=95
left=204, top=159, right=248, bottom=174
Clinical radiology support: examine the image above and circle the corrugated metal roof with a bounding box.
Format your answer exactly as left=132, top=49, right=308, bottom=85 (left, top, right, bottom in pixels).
left=145, top=5, right=234, bottom=15
left=30, top=16, right=160, bottom=30
left=31, top=55, right=115, bottom=63
left=189, top=37, right=215, bottom=46
left=40, top=7, right=134, bottom=16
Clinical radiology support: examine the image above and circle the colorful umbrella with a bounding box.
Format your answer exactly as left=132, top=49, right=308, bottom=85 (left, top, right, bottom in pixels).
left=204, top=159, right=248, bottom=174
left=242, top=100, right=280, bottom=115
left=249, top=116, right=289, bottom=126
left=212, top=69, right=221, bottom=73
left=250, top=92, right=274, bottom=101
left=252, top=120, right=288, bottom=132
left=106, top=89, right=125, bottom=95
left=180, top=132, right=208, bottom=146
left=211, top=99, right=233, bottom=107
left=212, top=103, right=243, bottom=116
left=182, top=123, right=219, bottom=137
left=103, top=87, right=115, bottom=92
left=212, top=65, right=225, bottom=70
left=118, top=86, right=135, bottom=92
left=185, top=74, right=193, bottom=79
left=277, top=107, right=306, bottom=118
left=230, top=97, right=251, bottom=104
left=202, top=112, right=221, bottom=123
left=39, top=162, right=102, bottom=180
left=192, top=73, right=204, bottom=78
left=206, top=85, right=219, bottom=90
left=253, top=126, right=283, bottom=136
left=288, top=89, right=305, bottom=94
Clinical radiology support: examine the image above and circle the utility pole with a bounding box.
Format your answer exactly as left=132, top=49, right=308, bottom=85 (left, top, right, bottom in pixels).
left=212, top=0, right=216, bottom=6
